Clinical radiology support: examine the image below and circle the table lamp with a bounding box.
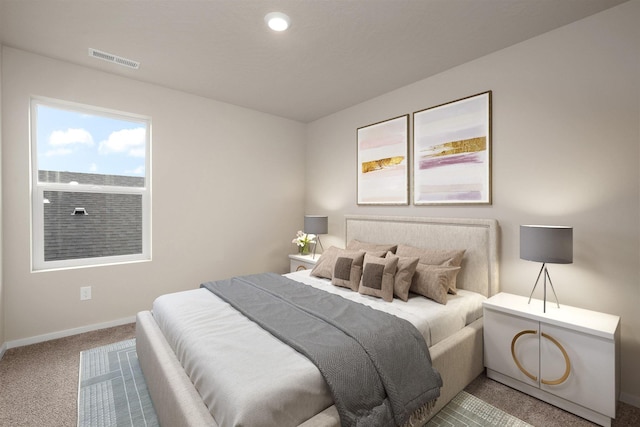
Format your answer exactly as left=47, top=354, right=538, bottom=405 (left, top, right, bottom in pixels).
left=304, top=215, right=328, bottom=259
left=520, top=225, right=573, bottom=313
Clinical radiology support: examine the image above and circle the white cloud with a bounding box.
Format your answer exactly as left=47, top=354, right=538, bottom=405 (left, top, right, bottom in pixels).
left=45, top=148, right=73, bottom=157
left=98, top=127, right=146, bottom=157
left=89, top=163, right=98, bottom=172
left=128, top=148, right=146, bottom=158
left=49, top=128, right=94, bottom=147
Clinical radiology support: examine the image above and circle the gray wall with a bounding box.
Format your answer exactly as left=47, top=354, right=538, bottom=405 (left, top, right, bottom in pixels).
left=305, top=1, right=640, bottom=404
left=1, top=47, right=306, bottom=344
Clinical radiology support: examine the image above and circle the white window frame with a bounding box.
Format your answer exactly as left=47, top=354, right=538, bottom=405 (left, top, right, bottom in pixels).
left=30, top=97, right=151, bottom=271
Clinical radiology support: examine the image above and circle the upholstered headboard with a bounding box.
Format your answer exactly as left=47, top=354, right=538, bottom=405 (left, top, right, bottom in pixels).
left=345, top=215, right=499, bottom=297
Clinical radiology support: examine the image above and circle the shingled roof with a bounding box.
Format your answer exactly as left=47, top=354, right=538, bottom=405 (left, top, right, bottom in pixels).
left=40, top=171, right=144, bottom=262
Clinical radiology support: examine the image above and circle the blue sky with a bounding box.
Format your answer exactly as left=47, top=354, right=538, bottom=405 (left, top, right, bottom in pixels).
left=36, top=103, right=147, bottom=177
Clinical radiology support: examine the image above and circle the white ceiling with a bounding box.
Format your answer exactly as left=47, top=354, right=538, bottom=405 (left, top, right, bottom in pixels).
left=0, top=0, right=627, bottom=122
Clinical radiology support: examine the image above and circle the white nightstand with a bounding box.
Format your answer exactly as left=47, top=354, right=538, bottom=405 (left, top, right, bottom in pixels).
left=483, top=292, right=620, bottom=427
left=288, top=253, right=319, bottom=272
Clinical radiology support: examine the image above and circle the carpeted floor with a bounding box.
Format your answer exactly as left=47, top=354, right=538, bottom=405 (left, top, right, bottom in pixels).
left=0, top=323, right=136, bottom=427
left=1, top=322, right=639, bottom=426
left=465, top=373, right=640, bottom=427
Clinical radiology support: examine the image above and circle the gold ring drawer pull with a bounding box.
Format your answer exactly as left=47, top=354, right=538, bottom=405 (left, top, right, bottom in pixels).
left=541, top=332, right=571, bottom=385
left=511, top=330, right=538, bottom=382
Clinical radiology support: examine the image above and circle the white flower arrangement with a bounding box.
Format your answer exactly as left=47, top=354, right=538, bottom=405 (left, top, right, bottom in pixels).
left=292, top=230, right=316, bottom=252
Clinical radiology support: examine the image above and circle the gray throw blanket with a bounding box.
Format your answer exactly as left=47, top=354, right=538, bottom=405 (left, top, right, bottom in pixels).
left=201, top=273, right=442, bottom=427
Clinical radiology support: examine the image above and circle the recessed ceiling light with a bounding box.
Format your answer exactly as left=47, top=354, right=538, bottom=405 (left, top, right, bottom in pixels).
left=265, top=12, right=290, bottom=32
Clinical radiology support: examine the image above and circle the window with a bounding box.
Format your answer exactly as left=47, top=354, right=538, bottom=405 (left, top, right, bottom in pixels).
left=31, top=98, right=151, bottom=271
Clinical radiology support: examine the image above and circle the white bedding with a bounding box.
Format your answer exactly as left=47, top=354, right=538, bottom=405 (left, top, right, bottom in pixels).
left=288, top=270, right=485, bottom=347
left=151, top=270, right=486, bottom=427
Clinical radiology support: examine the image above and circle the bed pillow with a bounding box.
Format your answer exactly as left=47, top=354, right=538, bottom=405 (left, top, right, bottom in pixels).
left=358, top=254, right=398, bottom=302
left=395, top=244, right=465, bottom=293
left=346, top=239, right=398, bottom=254
left=310, top=246, right=364, bottom=280
left=363, top=250, right=388, bottom=258
left=385, top=252, right=419, bottom=301
left=410, top=264, right=461, bottom=305
left=395, top=244, right=465, bottom=266
left=331, top=251, right=366, bottom=291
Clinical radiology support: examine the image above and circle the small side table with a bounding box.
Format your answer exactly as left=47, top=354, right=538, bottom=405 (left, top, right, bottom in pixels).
left=483, top=292, right=620, bottom=427
left=288, top=253, right=319, bottom=273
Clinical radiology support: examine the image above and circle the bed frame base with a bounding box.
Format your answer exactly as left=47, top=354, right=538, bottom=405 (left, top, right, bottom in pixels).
left=137, top=311, right=217, bottom=427
left=137, top=311, right=484, bottom=427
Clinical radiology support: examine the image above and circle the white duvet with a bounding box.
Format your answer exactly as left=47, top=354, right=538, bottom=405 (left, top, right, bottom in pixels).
left=151, top=270, right=485, bottom=427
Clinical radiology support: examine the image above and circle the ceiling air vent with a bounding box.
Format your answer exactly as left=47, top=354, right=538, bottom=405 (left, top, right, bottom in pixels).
left=89, top=48, right=140, bottom=69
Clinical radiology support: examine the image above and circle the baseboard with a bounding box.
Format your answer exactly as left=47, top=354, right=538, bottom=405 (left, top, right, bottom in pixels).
left=2, top=316, right=136, bottom=351
left=620, top=391, right=640, bottom=409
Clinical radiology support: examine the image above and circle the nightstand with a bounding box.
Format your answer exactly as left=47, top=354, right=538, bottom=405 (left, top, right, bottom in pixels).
left=483, top=292, right=620, bottom=427
left=288, top=253, right=319, bottom=272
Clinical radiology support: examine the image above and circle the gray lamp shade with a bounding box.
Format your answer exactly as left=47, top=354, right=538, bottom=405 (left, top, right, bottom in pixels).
left=520, top=225, right=573, bottom=264
left=304, top=215, right=328, bottom=235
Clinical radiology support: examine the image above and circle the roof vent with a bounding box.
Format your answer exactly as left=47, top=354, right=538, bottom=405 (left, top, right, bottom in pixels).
left=89, top=48, right=140, bottom=69
left=72, top=207, right=89, bottom=216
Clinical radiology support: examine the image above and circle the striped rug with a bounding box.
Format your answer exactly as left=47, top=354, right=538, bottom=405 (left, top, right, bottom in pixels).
left=78, top=339, right=158, bottom=427
left=426, top=390, right=533, bottom=426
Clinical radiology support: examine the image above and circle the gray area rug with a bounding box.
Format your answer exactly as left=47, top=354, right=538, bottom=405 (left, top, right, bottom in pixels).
left=78, top=339, right=531, bottom=427
left=78, top=339, right=158, bottom=427
left=425, top=390, right=533, bottom=426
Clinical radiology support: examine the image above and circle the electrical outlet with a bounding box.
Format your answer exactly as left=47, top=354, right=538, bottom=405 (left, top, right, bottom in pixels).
left=80, top=286, right=92, bottom=301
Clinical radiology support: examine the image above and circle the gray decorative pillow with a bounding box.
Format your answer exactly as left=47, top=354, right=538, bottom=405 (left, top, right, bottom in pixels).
left=385, top=252, right=419, bottom=301
left=331, top=252, right=365, bottom=291
left=310, top=246, right=364, bottom=280
left=410, top=264, right=461, bottom=305
left=358, top=254, right=398, bottom=302
left=346, top=239, right=398, bottom=254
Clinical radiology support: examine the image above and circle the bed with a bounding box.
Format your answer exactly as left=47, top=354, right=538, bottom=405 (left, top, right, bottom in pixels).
left=136, top=215, right=499, bottom=426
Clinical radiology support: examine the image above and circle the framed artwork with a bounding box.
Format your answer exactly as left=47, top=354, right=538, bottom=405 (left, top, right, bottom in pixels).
left=413, top=91, right=492, bottom=205
left=357, top=115, right=409, bottom=205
